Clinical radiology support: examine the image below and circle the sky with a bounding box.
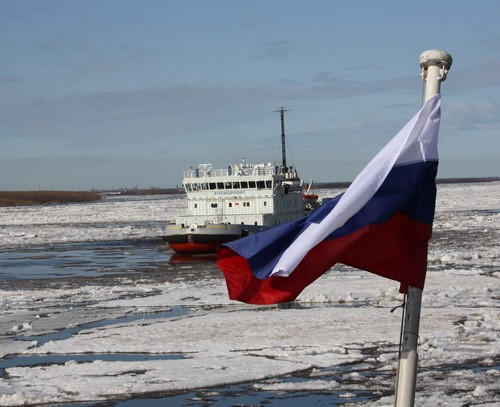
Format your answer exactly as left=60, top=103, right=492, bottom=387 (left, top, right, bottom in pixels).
left=1, top=1, right=499, bottom=191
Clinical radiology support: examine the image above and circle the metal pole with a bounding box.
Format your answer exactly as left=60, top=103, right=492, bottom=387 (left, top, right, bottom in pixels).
left=394, top=50, right=452, bottom=407
left=274, top=107, right=290, bottom=172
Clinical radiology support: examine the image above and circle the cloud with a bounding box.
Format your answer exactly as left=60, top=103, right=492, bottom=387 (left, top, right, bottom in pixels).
left=311, top=65, right=383, bottom=84
left=445, top=98, right=500, bottom=132
left=2, top=57, right=498, bottom=152
left=252, top=40, right=298, bottom=59
left=0, top=73, right=23, bottom=83
left=0, top=78, right=415, bottom=141
left=447, top=58, right=500, bottom=90
left=0, top=152, right=193, bottom=190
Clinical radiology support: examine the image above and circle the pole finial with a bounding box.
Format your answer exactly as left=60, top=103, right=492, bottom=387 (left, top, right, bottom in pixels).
left=419, top=49, right=452, bottom=68
left=419, top=50, right=452, bottom=81
left=419, top=49, right=453, bottom=102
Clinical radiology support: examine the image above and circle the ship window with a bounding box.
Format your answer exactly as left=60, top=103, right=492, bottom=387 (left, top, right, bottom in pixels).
left=217, top=182, right=224, bottom=189
left=266, top=180, right=272, bottom=188
left=232, top=181, right=240, bottom=189
left=210, top=203, right=218, bottom=208
left=257, top=180, right=265, bottom=189
left=201, top=183, right=208, bottom=190
left=185, top=183, right=192, bottom=192
left=240, top=181, right=248, bottom=188
left=264, top=201, right=267, bottom=206
left=229, top=202, right=232, bottom=207
left=225, top=182, right=232, bottom=189
left=209, top=183, right=216, bottom=190
left=194, top=204, right=198, bottom=208
left=248, top=181, right=256, bottom=188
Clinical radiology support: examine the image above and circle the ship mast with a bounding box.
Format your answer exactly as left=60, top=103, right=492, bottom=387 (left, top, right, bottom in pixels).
left=274, top=107, right=290, bottom=173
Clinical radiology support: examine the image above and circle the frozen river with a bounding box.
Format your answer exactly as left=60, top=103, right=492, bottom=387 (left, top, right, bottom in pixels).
left=0, top=183, right=499, bottom=406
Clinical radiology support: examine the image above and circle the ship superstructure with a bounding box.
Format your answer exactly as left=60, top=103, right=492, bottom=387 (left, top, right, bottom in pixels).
left=163, top=108, right=317, bottom=254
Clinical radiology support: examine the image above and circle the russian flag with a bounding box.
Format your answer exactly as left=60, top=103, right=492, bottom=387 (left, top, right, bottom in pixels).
left=217, top=95, right=441, bottom=305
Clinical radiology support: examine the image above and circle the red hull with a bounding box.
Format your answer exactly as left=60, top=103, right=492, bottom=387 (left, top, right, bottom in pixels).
left=167, top=241, right=221, bottom=254
left=164, top=230, right=243, bottom=254
left=167, top=239, right=234, bottom=254
left=303, top=193, right=319, bottom=200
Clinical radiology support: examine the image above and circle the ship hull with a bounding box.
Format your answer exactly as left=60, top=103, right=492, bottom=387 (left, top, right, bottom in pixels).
left=163, top=223, right=264, bottom=254
left=164, top=233, right=241, bottom=254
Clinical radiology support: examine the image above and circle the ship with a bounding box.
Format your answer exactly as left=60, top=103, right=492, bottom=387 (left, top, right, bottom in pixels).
left=162, top=108, right=318, bottom=254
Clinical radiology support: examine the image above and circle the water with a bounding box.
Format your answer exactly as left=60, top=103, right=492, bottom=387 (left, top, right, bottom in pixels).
left=101, top=386, right=377, bottom=406
left=13, top=307, right=189, bottom=346
left=1, top=190, right=497, bottom=406
left=0, top=199, right=376, bottom=406
left=60, top=388, right=377, bottom=407
left=0, top=234, right=380, bottom=406
left=0, top=239, right=168, bottom=281
left=0, top=353, right=184, bottom=371
left=54, top=365, right=383, bottom=406
left=0, top=238, right=376, bottom=406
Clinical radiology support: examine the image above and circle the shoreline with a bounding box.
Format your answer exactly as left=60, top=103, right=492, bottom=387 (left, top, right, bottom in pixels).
left=1, top=177, right=498, bottom=206
left=0, top=191, right=101, bottom=207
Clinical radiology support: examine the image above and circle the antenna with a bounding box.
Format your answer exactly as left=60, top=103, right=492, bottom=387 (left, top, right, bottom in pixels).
left=273, top=107, right=290, bottom=172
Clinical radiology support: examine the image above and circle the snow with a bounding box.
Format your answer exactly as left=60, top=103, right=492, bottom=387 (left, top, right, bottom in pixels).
left=0, top=183, right=499, bottom=406
left=0, top=194, right=185, bottom=248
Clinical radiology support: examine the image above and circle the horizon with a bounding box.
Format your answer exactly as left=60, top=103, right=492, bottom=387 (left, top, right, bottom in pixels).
left=3, top=176, right=500, bottom=193
left=1, top=1, right=500, bottom=190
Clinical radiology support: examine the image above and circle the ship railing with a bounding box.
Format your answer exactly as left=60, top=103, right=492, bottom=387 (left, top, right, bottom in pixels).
left=183, top=164, right=278, bottom=178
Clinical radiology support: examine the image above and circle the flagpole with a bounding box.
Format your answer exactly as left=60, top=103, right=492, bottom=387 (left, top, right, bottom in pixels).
left=394, top=50, right=452, bottom=407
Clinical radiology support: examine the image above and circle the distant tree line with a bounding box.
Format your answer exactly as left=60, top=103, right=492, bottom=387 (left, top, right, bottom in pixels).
left=0, top=191, right=101, bottom=207
left=2, top=177, right=497, bottom=207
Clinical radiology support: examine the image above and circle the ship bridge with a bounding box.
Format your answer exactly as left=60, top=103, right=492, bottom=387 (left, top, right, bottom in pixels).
left=182, top=162, right=301, bottom=194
